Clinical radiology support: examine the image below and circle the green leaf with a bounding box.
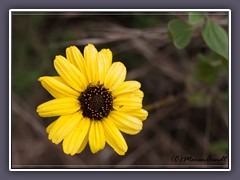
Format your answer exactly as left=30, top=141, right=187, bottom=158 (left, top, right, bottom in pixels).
left=201, top=19, right=228, bottom=60
left=168, top=19, right=194, bottom=49
left=188, top=12, right=205, bottom=25
left=192, top=53, right=227, bottom=85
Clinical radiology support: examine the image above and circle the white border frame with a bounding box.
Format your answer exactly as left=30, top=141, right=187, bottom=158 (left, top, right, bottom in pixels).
left=9, top=9, right=231, bottom=172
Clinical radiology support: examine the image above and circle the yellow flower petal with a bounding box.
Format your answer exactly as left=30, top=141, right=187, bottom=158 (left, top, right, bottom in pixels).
left=38, top=76, right=80, bottom=99
left=104, top=62, right=126, bottom=91
left=48, top=112, right=81, bottom=144
left=66, top=46, right=86, bottom=76
left=102, top=117, right=128, bottom=155
left=100, top=49, right=112, bottom=68
left=76, top=133, right=89, bottom=154
left=84, top=44, right=98, bottom=85
left=119, top=89, right=143, bottom=99
left=97, top=49, right=112, bottom=84
left=128, top=109, right=148, bottom=121
left=132, top=89, right=144, bottom=98
left=88, top=121, right=105, bottom=153
left=114, top=93, right=142, bottom=103
left=109, top=111, right=142, bottom=135
left=113, top=93, right=142, bottom=112
left=54, top=55, right=87, bottom=92
left=63, top=117, right=90, bottom=156
left=36, top=98, right=80, bottom=117
left=112, top=81, right=141, bottom=97
left=46, top=121, right=57, bottom=134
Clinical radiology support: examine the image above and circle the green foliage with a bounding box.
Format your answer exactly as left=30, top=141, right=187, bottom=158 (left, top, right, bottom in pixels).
left=188, top=12, right=205, bottom=25
left=12, top=69, right=41, bottom=96
left=30, top=15, right=46, bottom=27
left=188, top=91, right=212, bottom=108
left=168, top=13, right=228, bottom=60
left=189, top=52, right=228, bottom=108
left=218, top=91, right=229, bottom=107
left=133, top=14, right=161, bottom=28
left=201, top=19, right=228, bottom=60
left=168, top=19, right=194, bottom=49
left=209, top=140, right=228, bottom=153
left=192, top=53, right=227, bottom=85
left=12, top=16, right=55, bottom=98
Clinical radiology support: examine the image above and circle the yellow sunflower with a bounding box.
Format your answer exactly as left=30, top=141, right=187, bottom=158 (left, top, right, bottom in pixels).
left=36, top=44, right=148, bottom=156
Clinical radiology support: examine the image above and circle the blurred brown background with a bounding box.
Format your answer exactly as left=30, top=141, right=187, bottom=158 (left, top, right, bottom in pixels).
left=11, top=11, right=229, bottom=169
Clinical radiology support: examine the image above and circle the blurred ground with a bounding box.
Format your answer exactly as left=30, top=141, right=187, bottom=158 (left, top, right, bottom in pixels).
left=11, top=11, right=229, bottom=169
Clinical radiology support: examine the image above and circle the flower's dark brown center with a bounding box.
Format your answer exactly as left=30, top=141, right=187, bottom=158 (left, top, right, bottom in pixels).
left=79, top=84, right=113, bottom=120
